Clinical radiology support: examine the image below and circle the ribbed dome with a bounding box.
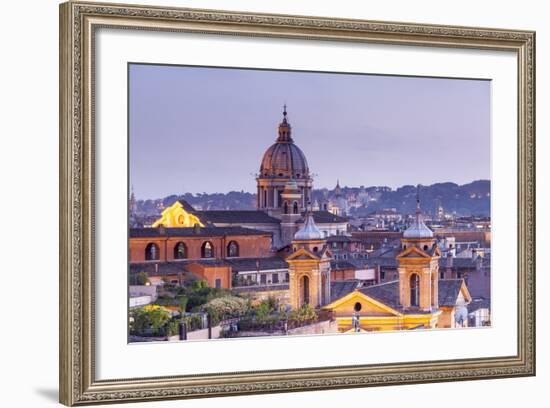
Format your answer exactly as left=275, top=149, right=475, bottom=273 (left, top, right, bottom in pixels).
left=259, top=107, right=309, bottom=179
left=294, top=212, right=323, bottom=241
left=404, top=186, right=433, bottom=239
left=403, top=219, right=434, bottom=238
left=260, top=143, right=309, bottom=178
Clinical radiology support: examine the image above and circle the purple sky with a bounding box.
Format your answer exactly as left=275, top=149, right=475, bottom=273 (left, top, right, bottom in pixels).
left=129, top=64, right=490, bottom=200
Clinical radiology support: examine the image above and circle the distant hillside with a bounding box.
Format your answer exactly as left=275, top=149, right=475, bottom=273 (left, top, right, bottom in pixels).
left=350, top=180, right=490, bottom=217
left=135, top=180, right=490, bottom=217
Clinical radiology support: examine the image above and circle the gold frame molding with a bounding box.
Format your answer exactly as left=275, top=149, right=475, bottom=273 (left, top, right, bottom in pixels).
left=59, top=1, right=536, bottom=405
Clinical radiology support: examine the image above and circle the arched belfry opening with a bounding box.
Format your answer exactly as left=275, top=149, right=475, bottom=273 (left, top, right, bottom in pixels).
left=301, top=275, right=310, bottom=306
left=410, top=274, right=420, bottom=307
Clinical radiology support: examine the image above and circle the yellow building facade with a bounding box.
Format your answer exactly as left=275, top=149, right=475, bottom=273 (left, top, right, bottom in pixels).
left=152, top=201, right=204, bottom=228
left=324, top=288, right=441, bottom=332
left=323, top=191, right=471, bottom=332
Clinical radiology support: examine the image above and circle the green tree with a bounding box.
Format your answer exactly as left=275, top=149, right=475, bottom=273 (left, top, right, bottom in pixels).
left=176, top=295, right=188, bottom=313
left=200, top=296, right=249, bottom=326
left=130, top=305, right=171, bottom=336
left=288, top=304, right=318, bottom=323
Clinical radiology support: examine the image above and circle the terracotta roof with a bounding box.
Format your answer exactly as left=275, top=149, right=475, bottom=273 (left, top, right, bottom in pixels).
left=196, top=210, right=281, bottom=224
left=365, top=257, right=398, bottom=268
left=331, top=279, right=468, bottom=311
left=359, top=281, right=401, bottom=309
left=225, top=257, right=288, bottom=272
left=326, top=235, right=363, bottom=243
left=330, top=280, right=361, bottom=302
left=129, top=226, right=271, bottom=238
left=330, top=260, right=357, bottom=270
left=438, top=256, right=490, bottom=269
left=129, top=262, right=195, bottom=277
left=233, top=283, right=290, bottom=293
left=309, top=211, right=349, bottom=224
left=438, top=279, right=467, bottom=306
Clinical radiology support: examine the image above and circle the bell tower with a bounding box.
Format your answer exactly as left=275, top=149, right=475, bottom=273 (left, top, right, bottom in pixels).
left=396, top=186, right=440, bottom=312
left=286, top=211, right=331, bottom=309
left=280, top=179, right=303, bottom=245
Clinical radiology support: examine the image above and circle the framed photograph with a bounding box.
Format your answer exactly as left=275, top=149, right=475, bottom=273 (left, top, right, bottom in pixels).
left=59, top=1, right=536, bottom=405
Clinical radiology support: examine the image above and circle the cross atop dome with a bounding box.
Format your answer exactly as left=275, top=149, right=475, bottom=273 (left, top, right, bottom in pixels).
left=403, top=184, right=433, bottom=239
left=277, top=104, right=292, bottom=142
left=257, top=107, right=312, bottom=224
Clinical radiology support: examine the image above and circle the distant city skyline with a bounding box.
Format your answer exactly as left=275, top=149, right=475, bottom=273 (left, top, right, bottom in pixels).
left=129, top=64, right=491, bottom=200
left=131, top=179, right=489, bottom=202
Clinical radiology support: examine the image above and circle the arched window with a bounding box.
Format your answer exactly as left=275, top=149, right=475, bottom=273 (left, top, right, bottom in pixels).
left=313, top=246, right=318, bottom=253
left=301, top=275, right=310, bottom=306
left=201, top=241, right=214, bottom=258
left=293, top=201, right=299, bottom=214
left=423, top=244, right=429, bottom=251
left=263, top=189, right=268, bottom=208
left=283, top=201, right=289, bottom=214
left=227, top=241, right=239, bottom=257
left=145, top=243, right=159, bottom=261
left=174, top=242, right=187, bottom=259
left=410, top=274, right=420, bottom=307
left=354, top=302, right=362, bottom=312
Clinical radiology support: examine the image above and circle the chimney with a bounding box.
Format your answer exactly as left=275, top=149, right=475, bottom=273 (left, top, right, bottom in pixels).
left=158, top=224, right=166, bottom=235
left=194, top=223, right=201, bottom=234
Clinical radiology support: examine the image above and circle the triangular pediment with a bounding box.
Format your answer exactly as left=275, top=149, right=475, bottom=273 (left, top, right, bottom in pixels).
left=397, top=245, right=431, bottom=259
left=286, top=247, right=319, bottom=261
left=324, top=290, right=401, bottom=316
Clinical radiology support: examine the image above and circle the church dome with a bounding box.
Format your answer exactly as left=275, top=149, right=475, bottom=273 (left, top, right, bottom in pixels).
left=403, top=220, right=434, bottom=239
left=294, top=212, right=323, bottom=241
left=404, top=186, right=434, bottom=239
left=259, top=107, right=310, bottom=179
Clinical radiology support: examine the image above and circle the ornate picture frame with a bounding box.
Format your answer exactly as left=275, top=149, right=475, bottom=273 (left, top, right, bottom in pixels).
left=59, top=1, right=535, bottom=405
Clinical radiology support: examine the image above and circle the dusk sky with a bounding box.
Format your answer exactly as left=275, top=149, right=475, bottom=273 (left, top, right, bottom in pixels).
left=129, top=64, right=490, bottom=200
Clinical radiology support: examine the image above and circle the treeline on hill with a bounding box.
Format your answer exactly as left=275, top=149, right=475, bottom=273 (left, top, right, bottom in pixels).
left=136, top=180, right=490, bottom=217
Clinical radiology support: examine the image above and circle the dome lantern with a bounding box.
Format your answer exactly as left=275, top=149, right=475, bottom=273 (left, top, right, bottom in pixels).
left=256, top=106, right=313, bottom=225
left=259, top=106, right=310, bottom=179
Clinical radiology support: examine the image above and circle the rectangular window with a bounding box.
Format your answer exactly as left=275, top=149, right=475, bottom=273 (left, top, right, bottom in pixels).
left=215, top=278, right=221, bottom=289
left=272, top=273, right=279, bottom=284
left=285, top=273, right=289, bottom=282
left=260, top=274, right=267, bottom=284
left=380, top=271, right=385, bottom=280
